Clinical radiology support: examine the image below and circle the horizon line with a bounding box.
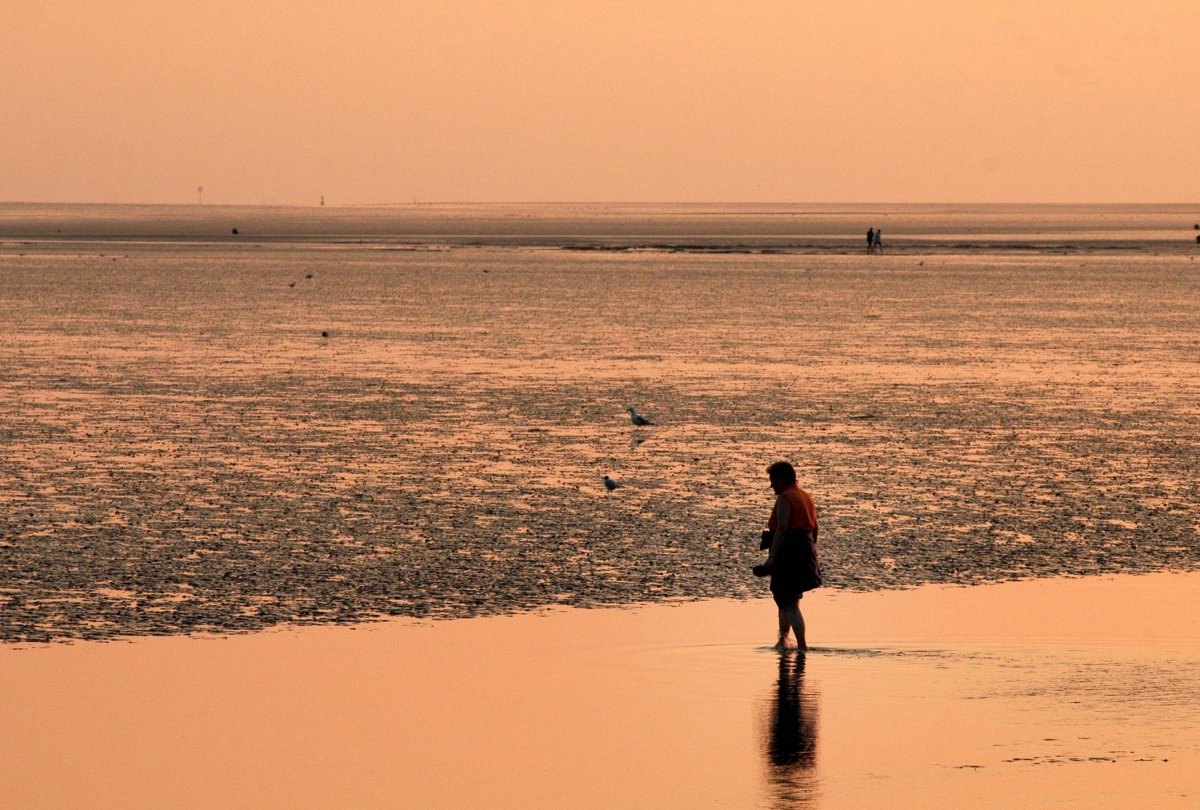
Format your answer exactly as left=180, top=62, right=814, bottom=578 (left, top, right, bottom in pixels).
left=2, top=199, right=1199, bottom=209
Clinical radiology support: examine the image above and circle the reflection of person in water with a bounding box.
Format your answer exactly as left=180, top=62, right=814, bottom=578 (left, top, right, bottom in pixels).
left=764, top=652, right=818, bottom=803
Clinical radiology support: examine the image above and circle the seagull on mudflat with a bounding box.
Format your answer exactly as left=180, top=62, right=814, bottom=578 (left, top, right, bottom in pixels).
left=627, top=407, right=654, bottom=427
left=603, top=475, right=620, bottom=494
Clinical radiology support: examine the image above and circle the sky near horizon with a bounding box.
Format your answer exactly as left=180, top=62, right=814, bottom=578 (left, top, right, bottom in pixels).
left=2, top=1, right=1197, bottom=206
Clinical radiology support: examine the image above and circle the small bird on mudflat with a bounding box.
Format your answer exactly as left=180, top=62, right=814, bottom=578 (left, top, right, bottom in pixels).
left=627, top=407, right=654, bottom=427
left=603, top=475, right=620, bottom=493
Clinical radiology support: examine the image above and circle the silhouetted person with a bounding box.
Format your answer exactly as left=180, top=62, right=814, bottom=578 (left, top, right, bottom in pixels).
left=753, top=461, right=821, bottom=651
left=866, top=227, right=875, bottom=254
left=763, top=652, right=818, bottom=805
left=872, top=228, right=883, bottom=253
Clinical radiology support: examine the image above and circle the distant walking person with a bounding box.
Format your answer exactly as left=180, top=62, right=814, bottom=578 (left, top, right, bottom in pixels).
left=872, top=228, right=883, bottom=253
left=753, top=461, right=822, bottom=652
left=866, top=227, right=875, bottom=254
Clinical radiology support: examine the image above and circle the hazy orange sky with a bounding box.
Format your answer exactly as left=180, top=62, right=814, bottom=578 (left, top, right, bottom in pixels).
left=3, top=1, right=1197, bottom=205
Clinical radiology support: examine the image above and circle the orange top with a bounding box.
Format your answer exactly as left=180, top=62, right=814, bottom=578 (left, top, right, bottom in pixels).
left=767, top=484, right=817, bottom=536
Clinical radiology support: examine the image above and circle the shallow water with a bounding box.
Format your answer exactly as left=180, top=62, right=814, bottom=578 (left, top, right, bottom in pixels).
left=1, top=205, right=1199, bottom=641
left=3, top=574, right=1198, bottom=808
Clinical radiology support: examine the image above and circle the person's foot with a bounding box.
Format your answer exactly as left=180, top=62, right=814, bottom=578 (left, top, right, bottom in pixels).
left=772, top=640, right=788, bottom=652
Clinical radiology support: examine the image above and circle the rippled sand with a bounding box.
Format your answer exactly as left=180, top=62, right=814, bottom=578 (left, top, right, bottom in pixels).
left=1, top=206, right=1198, bottom=642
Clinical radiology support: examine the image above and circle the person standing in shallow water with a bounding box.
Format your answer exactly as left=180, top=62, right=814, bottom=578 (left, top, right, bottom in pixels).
left=866, top=227, right=875, bottom=254
left=755, top=461, right=821, bottom=651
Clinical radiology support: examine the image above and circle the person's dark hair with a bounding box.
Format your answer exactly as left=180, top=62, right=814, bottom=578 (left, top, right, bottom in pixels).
left=767, top=461, right=797, bottom=486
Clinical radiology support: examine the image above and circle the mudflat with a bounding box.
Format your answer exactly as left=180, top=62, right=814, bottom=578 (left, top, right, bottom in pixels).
left=1, top=204, right=1198, bottom=642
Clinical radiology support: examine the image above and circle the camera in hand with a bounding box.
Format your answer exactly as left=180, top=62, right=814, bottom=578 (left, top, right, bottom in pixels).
left=752, top=563, right=773, bottom=578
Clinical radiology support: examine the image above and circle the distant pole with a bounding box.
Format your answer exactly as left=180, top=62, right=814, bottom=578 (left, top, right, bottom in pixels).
left=197, top=186, right=204, bottom=205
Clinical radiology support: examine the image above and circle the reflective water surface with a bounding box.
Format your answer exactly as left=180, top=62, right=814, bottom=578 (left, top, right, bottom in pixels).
left=2, top=573, right=1198, bottom=808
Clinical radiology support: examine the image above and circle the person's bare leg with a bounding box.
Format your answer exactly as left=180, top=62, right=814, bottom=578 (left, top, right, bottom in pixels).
left=774, top=607, right=790, bottom=650
left=788, top=601, right=807, bottom=652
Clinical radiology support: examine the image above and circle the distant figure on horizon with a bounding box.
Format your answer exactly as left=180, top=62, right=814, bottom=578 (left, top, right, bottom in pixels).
left=866, top=227, right=875, bottom=254
left=872, top=228, right=883, bottom=253
left=753, top=461, right=821, bottom=652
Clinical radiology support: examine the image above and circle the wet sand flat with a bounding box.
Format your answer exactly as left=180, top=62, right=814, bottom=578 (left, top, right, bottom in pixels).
left=2, top=572, right=1198, bottom=808
left=2, top=207, right=1200, bottom=641
left=3, top=202, right=1198, bottom=251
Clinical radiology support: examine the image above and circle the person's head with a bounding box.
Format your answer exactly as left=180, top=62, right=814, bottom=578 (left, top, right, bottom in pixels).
left=767, top=461, right=797, bottom=493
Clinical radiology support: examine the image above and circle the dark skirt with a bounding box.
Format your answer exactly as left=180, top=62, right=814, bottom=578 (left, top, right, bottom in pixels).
left=769, top=529, right=822, bottom=604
